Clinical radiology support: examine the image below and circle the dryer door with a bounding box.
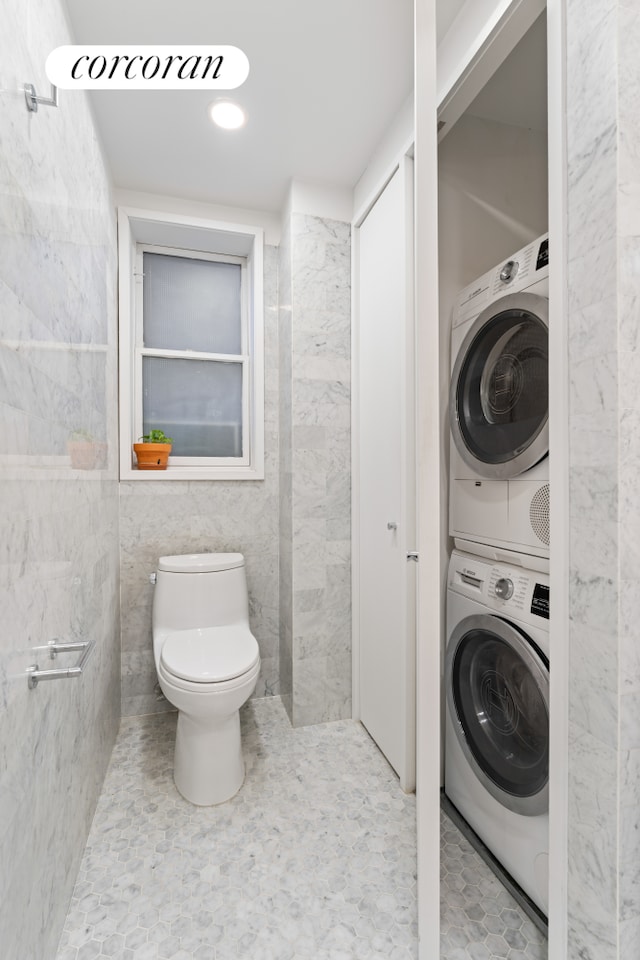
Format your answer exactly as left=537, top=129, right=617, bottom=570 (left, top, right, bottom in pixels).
left=450, top=292, right=548, bottom=479
left=445, top=613, right=549, bottom=816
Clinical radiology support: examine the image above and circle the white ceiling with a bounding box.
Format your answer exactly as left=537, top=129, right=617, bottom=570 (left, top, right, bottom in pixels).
left=62, top=0, right=414, bottom=214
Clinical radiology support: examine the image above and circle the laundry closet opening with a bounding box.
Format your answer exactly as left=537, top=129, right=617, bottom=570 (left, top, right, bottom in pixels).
left=436, top=9, right=551, bottom=957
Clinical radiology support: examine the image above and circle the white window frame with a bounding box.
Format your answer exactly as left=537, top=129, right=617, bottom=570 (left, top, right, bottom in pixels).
left=135, top=244, right=250, bottom=467
left=118, top=207, right=264, bottom=480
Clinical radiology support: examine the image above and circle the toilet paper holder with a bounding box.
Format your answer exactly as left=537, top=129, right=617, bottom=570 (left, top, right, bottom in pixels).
left=26, top=638, right=95, bottom=689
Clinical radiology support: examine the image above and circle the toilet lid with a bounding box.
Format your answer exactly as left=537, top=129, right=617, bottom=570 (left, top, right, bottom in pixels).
left=160, top=625, right=260, bottom=683
left=158, top=553, right=244, bottom=573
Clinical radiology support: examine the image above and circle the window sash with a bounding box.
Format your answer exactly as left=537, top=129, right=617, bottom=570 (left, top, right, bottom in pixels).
left=134, top=244, right=250, bottom=465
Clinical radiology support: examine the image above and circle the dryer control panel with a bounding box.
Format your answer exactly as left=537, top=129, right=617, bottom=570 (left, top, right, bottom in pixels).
left=449, top=550, right=550, bottom=627
left=453, top=232, right=549, bottom=328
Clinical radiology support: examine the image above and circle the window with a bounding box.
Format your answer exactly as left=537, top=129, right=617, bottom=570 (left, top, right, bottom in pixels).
left=118, top=209, right=264, bottom=480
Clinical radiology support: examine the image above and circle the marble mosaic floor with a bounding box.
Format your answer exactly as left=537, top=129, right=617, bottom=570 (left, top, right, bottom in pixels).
left=55, top=698, right=417, bottom=960
left=55, top=697, right=546, bottom=960
left=439, top=812, right=547, bottom=960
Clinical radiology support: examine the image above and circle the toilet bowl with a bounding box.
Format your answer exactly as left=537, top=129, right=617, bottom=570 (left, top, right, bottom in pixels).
left=152, top=552, right=260, bottom=805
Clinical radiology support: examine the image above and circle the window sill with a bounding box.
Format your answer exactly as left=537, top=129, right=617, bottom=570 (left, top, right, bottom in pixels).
left=120, top=465, right=264, bottom=481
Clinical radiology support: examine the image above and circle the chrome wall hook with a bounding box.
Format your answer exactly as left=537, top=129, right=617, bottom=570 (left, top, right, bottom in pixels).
left=25, top=82, right=58, bottom=113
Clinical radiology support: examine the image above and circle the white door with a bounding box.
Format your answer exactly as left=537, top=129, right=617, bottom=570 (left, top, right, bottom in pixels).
left=355, top=159, right=416, bottom=791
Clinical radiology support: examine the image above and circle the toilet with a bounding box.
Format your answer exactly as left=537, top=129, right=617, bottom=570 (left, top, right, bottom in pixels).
left=152, top=552, right=260, bottom=806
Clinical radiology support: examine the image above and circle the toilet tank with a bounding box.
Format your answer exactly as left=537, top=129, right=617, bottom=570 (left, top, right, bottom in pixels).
left=152, top=553, right=249, bottom=635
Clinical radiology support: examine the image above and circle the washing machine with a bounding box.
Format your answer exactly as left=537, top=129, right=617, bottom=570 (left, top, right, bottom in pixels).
left=444, top=549, right=550, bottom=916
left=449, top=234, right=550, bottom=560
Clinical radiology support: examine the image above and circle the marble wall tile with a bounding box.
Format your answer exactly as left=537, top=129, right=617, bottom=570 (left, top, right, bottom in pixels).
left=566, top=1, right=640, bottom=955
left=566, top=0, right=618, bottom=951
left=0, top=0, right=120, bottom=957
left=119, top=245, right=281, bottom=716
left=278, top=223, right=294, bottom=719
left=620, top=580, right=640, bottom=694
left=620, top=917, right=640, bottom=960
left=618, top=2, right=640, bottom=239
left=618, top=249, right=640, bottom=361
left=566, top=0, right=617, bottom=169
left=569, top=296, right=620, bottom=361
left=619, top=458, right=640, bottom=574
left=616, top=4, right=640, bottom=938
left=279, top=213, right=351, bottom=727
left=567, top=625, right=618, bottom=748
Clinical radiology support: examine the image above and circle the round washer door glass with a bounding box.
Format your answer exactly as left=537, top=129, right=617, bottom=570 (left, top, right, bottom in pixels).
left=446, top=614, right=549, bottom=815
left=452, top=293, right=548, bottom=478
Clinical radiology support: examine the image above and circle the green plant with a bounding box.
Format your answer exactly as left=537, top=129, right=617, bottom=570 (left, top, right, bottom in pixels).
left=139, top=429, right=173, bottom=444
left=70, top=429, right=94, bottom=442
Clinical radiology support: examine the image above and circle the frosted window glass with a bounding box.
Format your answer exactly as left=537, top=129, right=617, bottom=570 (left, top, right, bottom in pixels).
left=143, top=253, right=242, bottom=354
left=143, top=357, right=243, bottom=458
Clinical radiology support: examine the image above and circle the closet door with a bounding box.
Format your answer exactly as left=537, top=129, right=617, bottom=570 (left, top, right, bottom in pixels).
left=355, top=159, right=416, bottom=791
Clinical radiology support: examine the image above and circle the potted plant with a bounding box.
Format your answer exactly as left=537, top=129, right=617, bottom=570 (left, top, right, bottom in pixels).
left=133, top=429, right=173, bottom=470
left=68, top=430, right=107, bottom=470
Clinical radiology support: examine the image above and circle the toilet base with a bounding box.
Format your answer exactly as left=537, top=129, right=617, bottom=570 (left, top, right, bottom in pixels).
left=174, top=709, right=245, bottom=806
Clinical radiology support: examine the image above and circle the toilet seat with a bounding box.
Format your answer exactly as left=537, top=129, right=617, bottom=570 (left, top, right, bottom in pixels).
left=158, top=654, right=260, bottom=695
left=160, top=624, right=259, bottom=683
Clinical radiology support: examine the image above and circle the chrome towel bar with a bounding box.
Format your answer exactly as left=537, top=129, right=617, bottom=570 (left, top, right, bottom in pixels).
left=26, top=638, right=94, bottom=689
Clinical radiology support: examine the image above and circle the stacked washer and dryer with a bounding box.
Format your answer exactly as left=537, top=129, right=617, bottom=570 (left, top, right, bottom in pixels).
left=444, top=234, right=551, bottom=919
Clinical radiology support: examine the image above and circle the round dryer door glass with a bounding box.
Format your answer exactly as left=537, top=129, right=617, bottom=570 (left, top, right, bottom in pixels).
left=448, top=618, right=549, bottom=814
left=452, top=294, right=549, bottom=478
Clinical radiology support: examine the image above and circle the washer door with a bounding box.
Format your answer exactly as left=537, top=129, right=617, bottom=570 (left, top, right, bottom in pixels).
left=450, top=292, right=548, bottom=479
left=445, top=613, right=549, bottom=816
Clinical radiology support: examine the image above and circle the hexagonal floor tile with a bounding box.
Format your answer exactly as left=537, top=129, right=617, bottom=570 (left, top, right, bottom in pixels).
left=54, top=698, right=547, bottom=960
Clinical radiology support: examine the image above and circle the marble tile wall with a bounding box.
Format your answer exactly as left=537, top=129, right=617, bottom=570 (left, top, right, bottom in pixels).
left=278, top=223, right=294, bottom=718
left=0, top=1, right=121, bottom=957
left=616, top=2, right=640, bottom=954
left=566, top=0, right=640, bottom=956
left=279, top=213, right=352, bottom=727
left=119, top=245, right=280, bottom=716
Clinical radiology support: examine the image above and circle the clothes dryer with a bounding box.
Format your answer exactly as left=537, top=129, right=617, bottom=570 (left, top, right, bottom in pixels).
left=449, top=234, right=550, bottom=559
left=445, top=549, right=550, bottom=916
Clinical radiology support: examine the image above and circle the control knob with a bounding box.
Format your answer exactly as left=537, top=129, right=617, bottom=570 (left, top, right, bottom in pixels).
left=495, top=577, right=514, bottom=600
left=499, top=260, right=519, bottom=283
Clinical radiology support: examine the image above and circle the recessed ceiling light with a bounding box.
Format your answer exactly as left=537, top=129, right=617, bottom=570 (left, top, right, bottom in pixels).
left=209, top=100, right=246, bottom=130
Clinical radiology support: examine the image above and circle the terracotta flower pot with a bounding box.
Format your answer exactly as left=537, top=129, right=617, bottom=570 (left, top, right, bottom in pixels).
left=68, top=440, right=108, bottom=470
left=133, top=442, right=172, bottom=470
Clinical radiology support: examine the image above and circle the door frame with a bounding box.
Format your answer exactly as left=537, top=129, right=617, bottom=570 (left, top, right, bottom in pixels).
left=416, top=0, right=569, bottom=957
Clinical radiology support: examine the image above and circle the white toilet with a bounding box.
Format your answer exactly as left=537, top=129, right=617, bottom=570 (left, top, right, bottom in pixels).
left=152, top=552, right=260, bottom=806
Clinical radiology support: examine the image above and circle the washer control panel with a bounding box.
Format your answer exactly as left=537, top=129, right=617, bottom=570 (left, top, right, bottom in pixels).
left=449, top=550, right=550, bottom=626
left=494, top=576, right=514, bottom=600
left=488, top=568, right=531, bottom=613
left=453, top=232, right=549, bottom=327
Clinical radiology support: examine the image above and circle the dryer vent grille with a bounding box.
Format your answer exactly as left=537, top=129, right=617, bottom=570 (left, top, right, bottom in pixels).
left=530, top=483, right=550, bottom=545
